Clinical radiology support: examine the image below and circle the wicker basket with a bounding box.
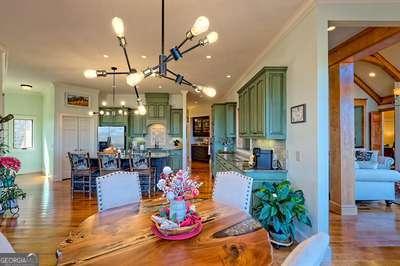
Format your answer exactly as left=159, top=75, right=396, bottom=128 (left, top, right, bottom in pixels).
left=151, top=216, right=199, bottom=236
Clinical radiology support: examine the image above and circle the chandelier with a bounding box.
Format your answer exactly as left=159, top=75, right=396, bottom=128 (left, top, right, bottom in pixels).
left=83, top=0, right=218, bottom=109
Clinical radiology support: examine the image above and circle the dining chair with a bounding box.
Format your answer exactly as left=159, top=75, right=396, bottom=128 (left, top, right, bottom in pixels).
left=0, top=232, right=15, bottom=253
left=96, top=171, right=142, bottom=212
left=97, top=152, right=121, bottom=176
left=128, top=151, right=156, bottom=198
left=281, top=232, right=329, bottom=266
left=213, top=171, right=253, bottom=213
left=68, top=152, right=94, bottom=199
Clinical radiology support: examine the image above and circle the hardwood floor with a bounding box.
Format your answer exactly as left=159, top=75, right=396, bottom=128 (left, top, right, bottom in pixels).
left=0, top=161, right=399, bottom=265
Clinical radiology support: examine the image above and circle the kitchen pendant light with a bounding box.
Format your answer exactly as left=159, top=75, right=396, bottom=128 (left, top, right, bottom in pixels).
left=83, top=0, right=218, bottom=98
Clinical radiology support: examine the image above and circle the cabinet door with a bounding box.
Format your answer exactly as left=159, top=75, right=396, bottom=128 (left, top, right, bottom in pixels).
left=225, top=103, right=236, bottom=137
left=147, top=104, right=158, bottom=119
left=255, top=75, right=266, bottom=136
left=169, top=109, right=183, bottom=137
left=239, top=89, right=250, bottom=137
left=129, top=113, right=146, bottom=137
left=249, top=83, right=258, bottom=135
left=238, top=92, right=245, bottom=136
left=266, top=70, right=286, bottom=139
left=158, top=105, right=166, bottom=119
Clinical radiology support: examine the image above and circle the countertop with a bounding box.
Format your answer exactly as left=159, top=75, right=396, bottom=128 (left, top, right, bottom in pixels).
left=217, top=152, right=287, bottom=173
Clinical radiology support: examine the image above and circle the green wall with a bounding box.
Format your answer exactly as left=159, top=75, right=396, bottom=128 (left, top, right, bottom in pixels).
left=4, top=92, right=43, bottom=174
left=42, top=86, right=55, bottom=177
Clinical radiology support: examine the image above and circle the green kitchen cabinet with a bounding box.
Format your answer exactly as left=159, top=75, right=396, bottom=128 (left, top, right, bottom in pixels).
left=237, top=67, right=286, bottom=139
left=99, top=108, right=129, bottom=126
left=225, top=103, right=236, bottom=138
left=146, top=93, right=169, bottom=120
left=169, top=109, right=183, bottom=137
left=128, top=111, right=146, bottom=137
left=169, top=149, right=183, bottom=171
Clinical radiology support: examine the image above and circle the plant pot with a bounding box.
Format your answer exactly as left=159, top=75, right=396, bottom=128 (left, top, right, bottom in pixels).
left=269, top=231, right=293, bottom=247
left=169, top=199, right=186, bottom=223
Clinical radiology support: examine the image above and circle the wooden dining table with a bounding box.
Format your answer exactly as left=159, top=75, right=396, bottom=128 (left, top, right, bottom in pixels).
left=56, top=199, right=273, bottom=265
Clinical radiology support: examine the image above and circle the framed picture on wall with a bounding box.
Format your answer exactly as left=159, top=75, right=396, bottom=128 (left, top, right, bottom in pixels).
left=65, top=93, right=90, bottom=108
left=291, top=104, right=306, bottom=123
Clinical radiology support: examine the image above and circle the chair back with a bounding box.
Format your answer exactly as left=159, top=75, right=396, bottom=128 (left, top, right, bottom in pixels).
left=0, top=232, right=15, bottom=253
left=129, top=151, right=151, bottom=171
left=98, top=153, right=120, bottom=171
left=68, top=152, right=90, bottom=171
left=281, top=232, right=329, bottom=266
left=96, top=171, right=141, bottom=212
left=213, top=171, right=253, bottom=213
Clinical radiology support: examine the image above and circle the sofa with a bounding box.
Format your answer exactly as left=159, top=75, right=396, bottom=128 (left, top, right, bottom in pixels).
left=355, top=155, right=400, bottom=205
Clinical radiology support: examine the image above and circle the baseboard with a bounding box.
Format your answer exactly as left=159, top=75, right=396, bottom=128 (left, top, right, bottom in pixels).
left=330, top=200, right=358, bottom=215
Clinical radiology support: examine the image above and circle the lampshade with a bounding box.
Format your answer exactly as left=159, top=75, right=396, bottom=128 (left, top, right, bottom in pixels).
left=205, top=31, right=218, bottom=44
left=112, top=17, right=125, bottom=37
left=127, top=72, right=145, bottom=86
left=394, top=82, right=400, bottom=96
left=84, top=69, right=97, bottom=79
left=191, top=16, right=209, bottom=36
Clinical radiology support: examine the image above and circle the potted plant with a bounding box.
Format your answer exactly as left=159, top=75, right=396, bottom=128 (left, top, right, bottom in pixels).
left=0, top=185, right=26, bottom=213
left=253, top=180, right=312, bottom=247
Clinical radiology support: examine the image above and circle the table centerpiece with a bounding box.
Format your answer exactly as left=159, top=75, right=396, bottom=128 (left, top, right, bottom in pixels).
left=151, top=167, right=203, bottom=239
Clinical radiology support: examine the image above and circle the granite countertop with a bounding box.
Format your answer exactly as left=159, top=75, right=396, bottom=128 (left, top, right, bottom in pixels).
left=217, top=152, right=287, bottom=173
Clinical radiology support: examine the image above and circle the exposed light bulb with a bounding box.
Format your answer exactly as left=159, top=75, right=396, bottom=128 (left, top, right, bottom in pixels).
left=105, top=111, right=111, bottom=116
left=327, top=26, right=336, bottom=32
left=205, top=31, right=218, bottom=44
left=101, top=101, right=107, bottom=106
left=191, top=16, right=209, bottom=36
left=84, top=69, right=97, bottom=79
left=118, top=109, right=123, bottom=115
left=123, top=111, right=128, bottom=116
left=120, top=101, right=126, bottom=106
left=112, top=17, right=125, bottom=37
left=369, top=72, right=376, bottom=77
left=99, top=110, right=105, bottom=115
left=202, top=86, right=216, bottom=97
left=138, top=104, right=147, bottom=115
left=134, top=110, right=139, bottom=115
left=88, top=111, right=94, bottom=116
left=127, top=72, right=145, bottom=86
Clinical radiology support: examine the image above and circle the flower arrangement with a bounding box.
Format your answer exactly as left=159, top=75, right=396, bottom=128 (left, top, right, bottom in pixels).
left=152, top=167, right=203, bottom=236
left=0, top=156, right=21, bottom=173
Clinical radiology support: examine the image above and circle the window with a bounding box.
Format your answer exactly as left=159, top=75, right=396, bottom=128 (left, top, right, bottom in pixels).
left=13, top=119, right=33, bottom=149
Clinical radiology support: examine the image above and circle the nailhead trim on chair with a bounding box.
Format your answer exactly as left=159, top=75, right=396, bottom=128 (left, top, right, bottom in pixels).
left=213, top=171, right=253, bottom=213
left=96, top=171, right=141, bottom=212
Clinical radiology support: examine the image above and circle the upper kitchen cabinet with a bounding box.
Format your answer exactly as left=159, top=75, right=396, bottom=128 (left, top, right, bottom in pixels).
left=145, top=93, right=170, bottom=120
left=192, top=116, right=210, bottom=137
left=128, top=111, right=146, bottom=137
left=225, top=103, right=236, bottom=138
left=237, top=67, right=287, bottom=139
left=169, top=109, right=183, bottom=137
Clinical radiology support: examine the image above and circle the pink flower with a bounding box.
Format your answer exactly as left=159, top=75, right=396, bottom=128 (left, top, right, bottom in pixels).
left=0, top=157, right=21, bottom=172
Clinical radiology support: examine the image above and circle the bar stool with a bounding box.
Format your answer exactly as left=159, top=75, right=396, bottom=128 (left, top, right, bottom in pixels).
left=98, top=152, right=121, bottom=176
left=129, top=151, right=156, bottom=198
left=68, top=152, right=94, bottom=199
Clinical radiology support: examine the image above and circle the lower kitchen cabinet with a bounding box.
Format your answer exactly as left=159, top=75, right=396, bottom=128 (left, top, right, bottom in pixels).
left=191, top=144, right=209, bottom=162
left=169, top=149, right=183, bottom=171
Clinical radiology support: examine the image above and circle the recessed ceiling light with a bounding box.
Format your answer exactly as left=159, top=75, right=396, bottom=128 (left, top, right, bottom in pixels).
left=141, top=55, right=147, bottom=59
left=158, top=85, right=162, bottom=89
left=226, top=74, right=231, bottom=78
left=327, top=26, right=336, bottom=32
left=20, top=84, right=32, bottom=90
left=369, top=72, right=376, bottom=77
left=103, top=54, right=109, bottom=58
left=206, top=55, right=212, bottom=59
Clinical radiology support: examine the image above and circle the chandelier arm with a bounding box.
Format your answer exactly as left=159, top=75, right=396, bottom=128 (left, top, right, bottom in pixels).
left=106, top=71, right=131, bottom=75
left=181, top=42, right=202, bottom=56
left=121, top=45, right=133, bottom=72
left=176, top=37, right=190, bottom=50
left=161, top=75, right=177, bottom=82
left=134, top=86, right=140, bottom=99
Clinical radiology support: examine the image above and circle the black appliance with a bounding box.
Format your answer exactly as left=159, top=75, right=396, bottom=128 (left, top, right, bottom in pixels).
left=253, top=148, right=273, bottom=170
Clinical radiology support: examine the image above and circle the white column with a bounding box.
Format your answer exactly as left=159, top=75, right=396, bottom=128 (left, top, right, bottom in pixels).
left=394, top=83, right=400, bottom=171
left=0, top=44, right=7, bottom=115
left=181, top=90, right=188, bottom=170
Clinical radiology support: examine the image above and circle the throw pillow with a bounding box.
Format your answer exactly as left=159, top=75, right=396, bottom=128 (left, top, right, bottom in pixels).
left=357, top=161, right=379, bottom=169
left=355, top=150, right=374, bottom=161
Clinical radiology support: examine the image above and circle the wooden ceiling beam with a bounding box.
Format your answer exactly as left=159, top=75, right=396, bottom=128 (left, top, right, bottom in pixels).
left=380, top=95, right=395, bottom=105
left=372, top=53, right=400, bottom=81
left=329, top=27, right=400, bottom=66
left=354, top=74, right=382, bottom=104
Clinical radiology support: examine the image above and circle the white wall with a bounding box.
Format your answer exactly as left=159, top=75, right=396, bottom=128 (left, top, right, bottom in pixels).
left=53, top=82, right=99, bottom=180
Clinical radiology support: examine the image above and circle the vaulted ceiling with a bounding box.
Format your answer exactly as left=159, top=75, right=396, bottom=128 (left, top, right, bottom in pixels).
left=0, top=0, right=306, bottom=102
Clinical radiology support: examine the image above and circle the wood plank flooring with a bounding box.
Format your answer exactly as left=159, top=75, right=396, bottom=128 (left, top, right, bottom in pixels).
left=0, top=161, right=399, bottom=265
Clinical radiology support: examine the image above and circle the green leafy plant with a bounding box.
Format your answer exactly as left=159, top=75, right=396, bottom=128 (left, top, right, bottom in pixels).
left=0, top=185, right=26, bottom=205
left=253, top=180, right=312, bottom=243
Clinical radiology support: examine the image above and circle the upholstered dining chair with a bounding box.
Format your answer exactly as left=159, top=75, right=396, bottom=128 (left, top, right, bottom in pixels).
left=128, top=151, right=156, bottom=198
left=97, top=152, right=121, bottom=176
left=0, top=232, right=15, bottom=253
left=281, top=232, right=329, bottom=266
left=96, top=171, right=142, bottom=212
left=68, top=152, right=94, bottom=199
left=213, top=171, right=253, bottom=213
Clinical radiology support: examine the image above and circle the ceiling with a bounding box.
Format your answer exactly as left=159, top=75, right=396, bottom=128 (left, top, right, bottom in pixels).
left=0, top=0, right=306, bottom=102
left=329, top=27, right=400, bottom=98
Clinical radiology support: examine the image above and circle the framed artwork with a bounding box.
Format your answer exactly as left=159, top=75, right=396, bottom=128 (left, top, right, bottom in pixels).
left=291, top=104, right=306, bottom=124
left=65, top=93, right=90, bottom=108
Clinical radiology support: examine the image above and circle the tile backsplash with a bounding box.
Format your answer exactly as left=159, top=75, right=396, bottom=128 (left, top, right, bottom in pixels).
left=130, top=123, right=182, bottom=149
left=253, top=139, right=286, bottom=169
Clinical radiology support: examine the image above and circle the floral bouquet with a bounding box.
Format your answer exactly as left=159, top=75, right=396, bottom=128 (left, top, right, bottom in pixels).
left=152, top=167, right=203, bottom=236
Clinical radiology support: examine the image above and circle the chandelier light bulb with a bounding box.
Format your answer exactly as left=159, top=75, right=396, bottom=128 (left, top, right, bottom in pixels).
left=138, top=103, right=147, bottom=115
left=124, top=111, right=128, bottom=116
left=84, top=69, right=97, bottom=79
left=88, top=111, right=94, bottom=116
left=134, top=110, right=139, bottom=115
left=105, top=111, right=111, bottom=116
left=127, top=72, right=145, bottom=86
left=112, top=17, right=125, bottom=37
left=191, top=16, right=210, bottom=36
left=99, top=110, right=105, bottom=115
left=206, top=31, right=218, bottom=44
left=118, top=109, right=123, bottom=115
left=101, top=101, right=107, bottom=106
left=120, top=101, right=126, bottom=106
left=202, top=86, right=216, bottom=97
